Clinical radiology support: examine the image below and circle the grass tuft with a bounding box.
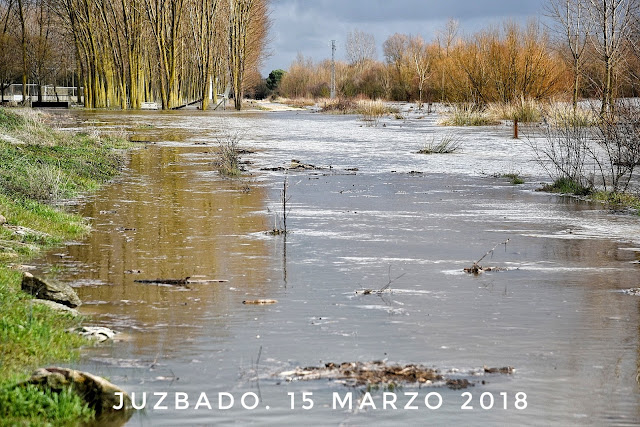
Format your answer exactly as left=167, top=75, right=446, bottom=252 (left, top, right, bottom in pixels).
left=487, top=98, right=543, bottom=123
left=546, top=104, right=597, bottom=127
left=540, top=177, right=592, bottom=196
left=501, top=172, right=525, bottom=185
left=356, top=100, right=389, bottom=126
left=418, top=134, right=462, bottom=154
left=439, top=103, right=497, bottom=126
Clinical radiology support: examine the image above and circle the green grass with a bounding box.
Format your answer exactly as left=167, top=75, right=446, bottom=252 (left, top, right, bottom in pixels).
left=0, top=107, right=132, bottom=424
left=592, top=191, right=640, bottom=212
left=540, top=177, right=592, bottom=196
left=0, top=384, right=94, bottom=426
left=540, top=177, right=640, bottom=213
left=502, top=173, right=525, bottom=185
left=0, top=110, right=130, bottom=203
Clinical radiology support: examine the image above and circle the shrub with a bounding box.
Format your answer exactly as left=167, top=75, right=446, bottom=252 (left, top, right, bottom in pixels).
left=439, top=104, right=497, bottom=126
left=320, top=98, right=357, bottom=114
left=215, top=134, right=242, bottom=177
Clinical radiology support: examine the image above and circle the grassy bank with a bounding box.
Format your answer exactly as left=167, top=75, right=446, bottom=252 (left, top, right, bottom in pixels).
left=0, top=108, right=131, bottom=425
left=541, top=177, right=640, bottom=212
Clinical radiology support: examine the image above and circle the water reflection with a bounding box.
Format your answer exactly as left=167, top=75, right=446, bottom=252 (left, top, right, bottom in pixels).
left=42, top=145, right=273, bottom=356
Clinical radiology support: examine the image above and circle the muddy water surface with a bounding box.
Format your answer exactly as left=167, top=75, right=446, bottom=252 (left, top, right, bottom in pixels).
left=36, top=109, right=640, bottom=425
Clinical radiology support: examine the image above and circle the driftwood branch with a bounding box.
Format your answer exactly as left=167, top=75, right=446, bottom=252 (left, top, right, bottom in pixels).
left=464, top=239, right=510, bottom=274
left=134, top=277, right=228, bottom=286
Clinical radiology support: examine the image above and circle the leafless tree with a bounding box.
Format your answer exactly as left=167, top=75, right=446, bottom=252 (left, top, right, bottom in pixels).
left=590, top=100, right=640, bottom=191
left=346, top=29, right=376, bottom=66
left=546, top=0, right=591, bottom=110
left=408, top=35, right=431, bottom=108
left=584, top=0, right=639, bottom=115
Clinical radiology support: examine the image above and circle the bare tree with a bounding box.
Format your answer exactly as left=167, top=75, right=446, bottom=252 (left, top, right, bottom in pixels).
left=383, top=32, right=411, bottom=101
left=585, top=0, right=639, bottom=114
left=0, top=0, right=17, bottom=101
left=591, top=100, right=640, bottom=191
left=228, top=0, right=267, bottom=110
left=436, top=18, right=459, bottom=56
left=15, top=0, right=30, bottom=103
left=547, top=0, right=591, bottom=110
left=346, top=29, right=376, bottom=66
left=408, top=35, right=431, bottom=109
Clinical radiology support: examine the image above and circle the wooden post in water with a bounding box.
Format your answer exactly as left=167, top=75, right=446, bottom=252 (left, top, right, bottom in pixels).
left=513, top=119, right=519, bottom=139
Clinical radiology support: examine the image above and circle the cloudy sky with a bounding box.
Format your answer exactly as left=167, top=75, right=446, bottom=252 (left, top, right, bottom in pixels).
left=262, top=0, right=548, bottom=74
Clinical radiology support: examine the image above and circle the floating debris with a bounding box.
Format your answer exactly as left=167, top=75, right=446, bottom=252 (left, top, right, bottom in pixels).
left=134, top=277, right=228, bottom=287
left=243, top=299, right=278, bottom=305
left=464, top=239, right=510, bottom=274
left=278, top=361, right=514, bottom=389
left=463, top=265, right=507, bottom=274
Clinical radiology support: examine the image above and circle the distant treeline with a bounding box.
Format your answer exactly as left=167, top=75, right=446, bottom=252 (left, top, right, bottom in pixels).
left=276, top=0, right=640, bottom=113
left=0, top=0, right=269, bottom=110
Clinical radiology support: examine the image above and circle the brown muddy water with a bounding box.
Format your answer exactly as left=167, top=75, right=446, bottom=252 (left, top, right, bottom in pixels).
left=34, top=108, right=640, bottom=425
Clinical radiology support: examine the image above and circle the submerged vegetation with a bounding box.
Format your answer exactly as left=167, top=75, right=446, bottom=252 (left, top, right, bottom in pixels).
left=0, top=108, right=131, bottom=424
left=215, top=134, right=243, bottom=177
left=418, top=134, right=462, bottom=154
left=502, top=173, right=525, bottom=185
left=530, top=99, right=640, bottom=212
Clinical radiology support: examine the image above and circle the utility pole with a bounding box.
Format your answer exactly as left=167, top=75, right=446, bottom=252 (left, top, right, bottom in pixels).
left=330, top=40, right=336, bottom=99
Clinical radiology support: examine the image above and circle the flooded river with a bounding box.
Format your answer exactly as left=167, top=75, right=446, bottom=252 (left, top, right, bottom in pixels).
left=37, top=108, right=640, bottom=425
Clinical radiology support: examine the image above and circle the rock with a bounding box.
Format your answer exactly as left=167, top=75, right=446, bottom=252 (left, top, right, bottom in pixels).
left=31, top=299, right=79, bottom=316
left=0, top=214, right=6, bottom=224
left=24, top=367, right=134, bottom=416
left=21, top=272, right=82, bottom=308
left=76, top=326, right=117, bottom=342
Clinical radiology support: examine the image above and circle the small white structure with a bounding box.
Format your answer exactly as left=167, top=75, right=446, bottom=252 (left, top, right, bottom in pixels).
left=140, top=102, right=159, bottom=110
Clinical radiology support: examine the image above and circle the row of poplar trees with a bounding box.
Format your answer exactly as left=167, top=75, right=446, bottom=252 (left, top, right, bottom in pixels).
left=0, top=0, right=268, bottom=110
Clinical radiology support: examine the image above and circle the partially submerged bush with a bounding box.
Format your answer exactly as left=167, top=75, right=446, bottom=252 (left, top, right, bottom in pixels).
left=356, top=100, right=389, bottom=126
left=540, top=177, right=592, bottom=196
left=487, top=98, right=543, bottom=123
left=502, top=172, right=525, bottom=185
left=418, top=134, right=462, bottom=154
left=439, top=104, right=497, bottom=126
left=215, top=134, right=242, bottom=176
left=320, top=98, right=357, bottom=114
